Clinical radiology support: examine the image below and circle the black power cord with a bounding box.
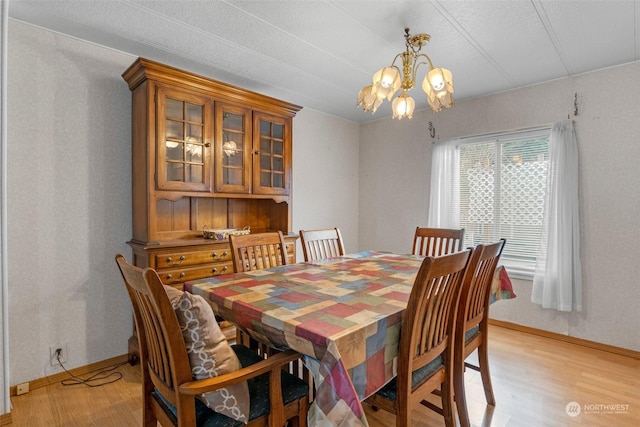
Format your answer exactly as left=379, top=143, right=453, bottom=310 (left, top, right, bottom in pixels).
left=56, top=349, right=128, bottom=387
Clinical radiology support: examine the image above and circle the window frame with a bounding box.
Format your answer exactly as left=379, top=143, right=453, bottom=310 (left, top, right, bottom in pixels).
left=456, top=126, right=551, bottom=280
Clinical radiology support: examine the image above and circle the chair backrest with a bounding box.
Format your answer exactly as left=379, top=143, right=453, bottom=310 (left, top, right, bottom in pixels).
left=457, top=239, right=506, bottom=338
left=412, top=227, right=465, bottom=257
left=115, top=254, right=193, bottom=421
left=299, top=227, right=345, bottom=262
left=397, top=249, right=471, bottom=392
left=229, top=231, right=288, bottom=272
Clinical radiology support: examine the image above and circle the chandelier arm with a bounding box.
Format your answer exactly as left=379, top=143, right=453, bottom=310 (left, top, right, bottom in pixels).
left=388, top=53, right=405, bottom=69
left=414, top=53, right=435, bottom=71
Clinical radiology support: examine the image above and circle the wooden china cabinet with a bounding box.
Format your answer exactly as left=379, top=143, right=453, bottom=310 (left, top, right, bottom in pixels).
left=122, top=58, right=301, bottom=362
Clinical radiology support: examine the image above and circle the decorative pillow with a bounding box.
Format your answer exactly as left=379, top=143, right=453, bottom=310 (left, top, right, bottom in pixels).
left=170, top=289, right=250, bottom=423
left=163, top=285, right=184, bottom=304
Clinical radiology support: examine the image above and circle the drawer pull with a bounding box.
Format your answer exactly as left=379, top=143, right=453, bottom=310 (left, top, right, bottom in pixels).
left=212, top=266, right=229, bottom=274
left=165, top=272, right=186, bottom=282
left=167, top=255, right=185, bottom=266
left=212, top=251, right=228, bottom=259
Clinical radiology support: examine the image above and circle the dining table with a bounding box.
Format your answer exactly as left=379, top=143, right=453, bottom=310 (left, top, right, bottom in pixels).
left=184, top=250, right=516, bottom=427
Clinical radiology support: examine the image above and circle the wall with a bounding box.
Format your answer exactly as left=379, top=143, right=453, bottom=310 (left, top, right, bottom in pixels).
left=359, top=63, right=640, bottom=351
left=292, top=108, right=360, bottom=253
left=7, top=22, right=134, bottom=384
left=4, top=21, right=361, bottom=389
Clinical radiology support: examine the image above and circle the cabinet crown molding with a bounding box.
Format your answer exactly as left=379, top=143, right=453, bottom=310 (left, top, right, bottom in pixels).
left=122, top=57, right=303, bottom=117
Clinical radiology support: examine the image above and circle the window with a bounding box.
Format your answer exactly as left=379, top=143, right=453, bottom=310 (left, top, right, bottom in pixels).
left=456, top=128, right=550, bottom=278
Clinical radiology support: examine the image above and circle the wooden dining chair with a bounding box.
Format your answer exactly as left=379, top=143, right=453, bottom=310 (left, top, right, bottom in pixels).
left=299, top=227, right=345, bottom=262
left=412, top=227, right=465, bottom=257
left=229, top=231, right=288, bottom=273
left=366, top=249, right=472, bottom=427
left=115, top=254, right=309, bottom=427
left=454, top=239, right=506, bottom=427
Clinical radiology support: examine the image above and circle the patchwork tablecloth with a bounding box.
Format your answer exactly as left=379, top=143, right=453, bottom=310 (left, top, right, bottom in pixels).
left=185, top=251, right=515, bottom=426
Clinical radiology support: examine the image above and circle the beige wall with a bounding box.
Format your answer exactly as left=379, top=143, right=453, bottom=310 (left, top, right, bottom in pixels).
left=359, top=63, right=640, bottom=351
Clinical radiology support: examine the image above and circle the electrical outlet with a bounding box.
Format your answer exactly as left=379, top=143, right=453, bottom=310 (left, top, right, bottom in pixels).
left=49, top=344, right=68, bottom=366
left=16, top=382, right=29, bottom=395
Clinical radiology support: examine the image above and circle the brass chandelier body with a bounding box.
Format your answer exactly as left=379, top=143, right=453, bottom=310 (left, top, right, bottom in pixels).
left=357, top=28, right=454, bottom=119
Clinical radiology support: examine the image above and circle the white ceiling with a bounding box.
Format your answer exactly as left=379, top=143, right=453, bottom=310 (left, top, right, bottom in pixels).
left=9, top=0, right=640, bottom=122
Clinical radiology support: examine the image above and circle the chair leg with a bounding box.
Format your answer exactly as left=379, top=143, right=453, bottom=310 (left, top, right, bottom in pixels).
left=441, top=379, right=456, bottom=427
left=477, top=342, right=496, bottom=406
left=454, top=362, right=471, bottom=427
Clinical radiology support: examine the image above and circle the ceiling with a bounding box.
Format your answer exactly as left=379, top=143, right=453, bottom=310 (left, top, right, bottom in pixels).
left=8, top=0, right=640, bottom=122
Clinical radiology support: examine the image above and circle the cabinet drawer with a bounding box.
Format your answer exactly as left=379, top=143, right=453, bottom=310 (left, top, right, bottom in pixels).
left=155, top=248, right=232, bottom=269
left=159, top=262, right=233, bottom=285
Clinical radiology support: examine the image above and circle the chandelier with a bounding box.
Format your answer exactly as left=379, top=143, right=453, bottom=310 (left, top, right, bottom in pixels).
left=357, top=28, right=454, bottom=119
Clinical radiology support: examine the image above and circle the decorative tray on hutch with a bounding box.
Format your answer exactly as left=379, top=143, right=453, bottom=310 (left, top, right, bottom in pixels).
left=202, top=226, right=250, bottom=240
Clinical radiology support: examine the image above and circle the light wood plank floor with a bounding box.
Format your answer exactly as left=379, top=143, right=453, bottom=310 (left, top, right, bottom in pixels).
left=9, top=325, right=640, bottom=426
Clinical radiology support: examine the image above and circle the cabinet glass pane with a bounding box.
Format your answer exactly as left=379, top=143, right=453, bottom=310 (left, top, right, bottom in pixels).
left=186, top=103, right=202, bottom=122
left=225, top=153, right=243, bottom=167
left=166, top=163, right=183, bottom=181
left=272, top=123, right=283, bottom=139
left=166, top=98, right=183, bottom=119
left=185, top=143, right=202, bottom=162
left=166, top=120, right=183, bottom=139
left=166, top=143, right=184, bottom=161
left=260, top=171, right=271, bottom=187
left=222, top=135, right=242, bottom=158
left=260, top=154, right=271, bottom=170
left=188, top=124, right=202, bottom=140
left=224, top=113, right=243, bottom=131
left=260, top=120, right=270, bottom=136
left=185, top=164, right=203, bottom=183
left=272, top=173, right=283, bottom=188
left=273, top=140, right=283, bottom=156
left=260, top=138, right=271, bottom=154
left=273, top=156, right=283, bottom=172
left=224, top=169, right=243, bottom=186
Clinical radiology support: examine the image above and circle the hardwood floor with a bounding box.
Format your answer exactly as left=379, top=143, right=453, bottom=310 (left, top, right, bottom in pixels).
left=9, top=325, right=640, bottom=426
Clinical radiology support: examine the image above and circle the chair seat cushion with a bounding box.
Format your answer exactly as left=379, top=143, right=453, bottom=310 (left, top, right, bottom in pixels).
left=153, top=344, right=309, bottom=427
left=374, top=355, right=443, bottom=402
left=465, top=325, right=480, bottom=343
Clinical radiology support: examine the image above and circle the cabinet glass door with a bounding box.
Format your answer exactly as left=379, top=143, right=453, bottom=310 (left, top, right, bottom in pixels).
left=215, top=104, right=252, bottom=193
left=253, top=112, right=290, bottom=195
left=157, top=87, right=212, bottom=191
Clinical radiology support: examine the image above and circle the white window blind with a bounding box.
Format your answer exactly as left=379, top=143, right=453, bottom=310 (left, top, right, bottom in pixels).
left=457, top=127, right=550, bottom=278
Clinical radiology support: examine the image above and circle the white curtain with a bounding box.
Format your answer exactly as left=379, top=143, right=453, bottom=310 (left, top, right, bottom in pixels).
left=427, top=139, right=460, bottom=228
left=531, top=120, right=582, bottom=311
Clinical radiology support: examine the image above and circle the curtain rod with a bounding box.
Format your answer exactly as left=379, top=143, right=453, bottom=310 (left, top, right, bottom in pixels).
left=434, top=119, right=576, bottom=145
left=457, top=123, right=554, bottom=142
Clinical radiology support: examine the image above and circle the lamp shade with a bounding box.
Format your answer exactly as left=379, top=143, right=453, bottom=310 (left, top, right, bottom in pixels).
left=422, top=68, right=454, bottom=112
left=357, top=85, right=383, bottom=113
left=392, top=92, right=415, bottom=119
left=372, top=67, right=401, bottom=101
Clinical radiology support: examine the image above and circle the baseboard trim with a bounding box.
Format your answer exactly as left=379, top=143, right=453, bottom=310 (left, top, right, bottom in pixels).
left=8, top=354, right=129, bottom=397
left=489, top=319, right=640, bottom=360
